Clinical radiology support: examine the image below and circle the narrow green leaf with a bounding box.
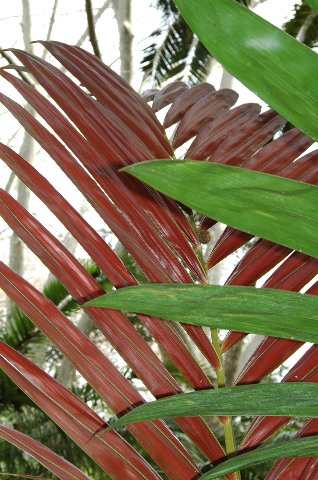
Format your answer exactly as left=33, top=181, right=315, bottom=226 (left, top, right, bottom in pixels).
left=86, top=284, right=318, bottom=342
left=104, top=383, right=318, bottom=428
left=306, top=0, right=318, bottom=14
left=173, top=0, right=318, bottom=141
left=122, top=161, right=318, bottom=259
left=200, top=436, right=318, bottom=479
left=84, top=284, right=318, bottom=343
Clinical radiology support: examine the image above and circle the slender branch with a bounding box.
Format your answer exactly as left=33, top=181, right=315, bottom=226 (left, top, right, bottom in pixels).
left=5, top=172, right=16, bottom=193
left=85, top=0, right=102, bottom=58
left=297, top=10, right=317, bottom=43
left=75, top=0, right=110, bottom=47
left=0, top=50, right=32, bottom=85
left=42, top=0, right=59, bottom=60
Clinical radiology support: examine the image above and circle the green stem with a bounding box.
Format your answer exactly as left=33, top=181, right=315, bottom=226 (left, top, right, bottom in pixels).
left=211, top=329, right=240, bottom=479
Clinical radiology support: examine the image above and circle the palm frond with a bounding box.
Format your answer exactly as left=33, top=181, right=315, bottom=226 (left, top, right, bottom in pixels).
left=152, top=0, right=179, bottom=18
left=143, top=0, right=266, bottom=86
left=1, top=41, right=318, bottom=479
left=141, top=16, right=195, bottom=86
left=187, top=41, right=213, bottom=84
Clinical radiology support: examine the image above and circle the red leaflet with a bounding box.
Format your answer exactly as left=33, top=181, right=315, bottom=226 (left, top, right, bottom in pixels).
left=200, top=128, right=315, bottom=266
left=0, top=343, right=161, bottom=480
left=226, top=240, right=290, bottom=286
left=307, top=281, right=318, bottom=295
left=6, top=53, right=202, bottom=274
left=2, top=42, right=318, bottom=480
left=0, top=142, right=216, bottom=387
left=0, top=86, right=222, bottom=367
left=0, top=194, right=223, bottom=462
left=206, top=228, right=252, bottom=271
left=163, top=82, right=216, bottom=128
left=0, top=280, right=199, bottom=479
left=242, top=128, right=314, bottom=172
left=264, top=253, right=318, bottom=290
left=236, top=337, right=302, bottom=386
left=0, top=68, right=203, bottom=280
left=48, top=41, right=167, bottom=144
left=0, top=425, right=91, bottom=480
left=235, top=256, right=317, bottom=383
left=186, top=103, right=261, bottom=160
left=266, top=457, right=318, bottom=480
left=0, top=143, right=135, bottom=289
left=208, top=110, right=285, bottom=166
left=40, top=41, right=172, bottom=156
left=172, top=89, right=238, bottom=149
left=0, top=267, right=224, bottom=465
left=284, top=150, right=318, bottom=183
left=222, top=249, right=318, bottom=352
left=151, top=81, right=189, bottom=112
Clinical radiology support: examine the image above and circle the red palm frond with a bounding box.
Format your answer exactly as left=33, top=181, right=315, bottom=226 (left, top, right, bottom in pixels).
left=1, top=42, right=318, bottom=479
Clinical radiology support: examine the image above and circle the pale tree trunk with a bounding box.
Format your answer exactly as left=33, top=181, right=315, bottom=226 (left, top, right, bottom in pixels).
left=235, top=334, right=265, bottom=380
left=56, top=312, right=95, bottom=387
left=219, top=68, right=234, bottom=90
left=113, top=0, right=133, bottom=84
left=6, top=0, right=35, bottom=319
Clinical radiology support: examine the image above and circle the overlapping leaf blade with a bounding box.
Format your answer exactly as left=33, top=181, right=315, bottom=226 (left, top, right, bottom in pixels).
left=200, top=436, right=318, bottom=479
left=0, top=194, right=223, bottom=472
left=85, top=284, right=318, bottom=343
left=174, top=0, right=318, bottom=141
left=107, top=383, right=318, bottom=428
left=0, top=343, right=161, bottom=480
left=0, top=426, right=92, bottom=480
left=123, top=160, right=318, bottom=259
left=2, top=32, right=318, bottom=478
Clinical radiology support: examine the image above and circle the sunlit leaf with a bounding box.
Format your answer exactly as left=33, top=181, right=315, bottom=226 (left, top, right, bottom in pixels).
left=85, top=284, right=318, bottom=343
left=173, top=0, right=318, bottom=141
left=123, top=161, right=318, bottom=259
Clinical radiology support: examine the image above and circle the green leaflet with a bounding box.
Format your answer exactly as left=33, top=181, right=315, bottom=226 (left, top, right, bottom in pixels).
left=306, top=0, right=318, bottom=14
left=122, top=161, right=318, bottom=259
left=173, top=0, right=318, bottom=142
left=200, top=435, right=318, bottom=478
left=84, top=284, right=318, bottom=343
left=101, top=383, right=318, bottom=428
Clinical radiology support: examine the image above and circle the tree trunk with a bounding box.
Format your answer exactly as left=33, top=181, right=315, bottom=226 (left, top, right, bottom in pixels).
left=56, top=312, right=95, bottom=387
left=6, top=0, right=34, bottom=319
left=219, top=68, right=234, bottom=90
left=113, top=0, right=133, bottom=84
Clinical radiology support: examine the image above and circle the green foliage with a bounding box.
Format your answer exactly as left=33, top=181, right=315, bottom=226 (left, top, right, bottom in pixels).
left=123, top=161, right=318, bottom=259
left=174, top=0, right=318, bottom=141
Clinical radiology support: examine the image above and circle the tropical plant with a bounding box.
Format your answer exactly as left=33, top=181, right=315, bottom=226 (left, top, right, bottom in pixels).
left=142, top=0, right=271, bottom=86
left=1, top=1, right=318, bottom=479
